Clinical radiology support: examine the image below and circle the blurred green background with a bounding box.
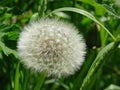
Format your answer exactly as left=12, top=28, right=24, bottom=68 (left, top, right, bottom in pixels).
left=0, top=0, right=120, bottom=90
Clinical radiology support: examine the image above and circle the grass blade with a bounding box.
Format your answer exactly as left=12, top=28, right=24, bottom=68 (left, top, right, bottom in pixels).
left=80, top=37, right=120, bottom=90
left=34, top=72, right=46, bottom=90
left=14, top=62, right=20, bottom=90
left=0, top=41, right=19, bottom=58
left=48, top=7, right=116, bottom=41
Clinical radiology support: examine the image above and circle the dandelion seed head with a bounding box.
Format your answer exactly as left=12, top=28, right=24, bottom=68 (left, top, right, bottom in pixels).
left=17, top=18, right=86, bottom=78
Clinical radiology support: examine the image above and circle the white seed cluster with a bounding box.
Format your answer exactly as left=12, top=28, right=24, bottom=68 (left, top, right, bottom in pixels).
left=17, top=18, right=86, bottom=78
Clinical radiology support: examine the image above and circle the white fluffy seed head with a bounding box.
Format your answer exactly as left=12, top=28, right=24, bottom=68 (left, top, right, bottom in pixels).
left=17, top=18, right=86, bottom=78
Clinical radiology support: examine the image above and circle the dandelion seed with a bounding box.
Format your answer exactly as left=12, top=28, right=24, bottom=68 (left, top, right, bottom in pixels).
left=17, top=18, right=86, bottom=78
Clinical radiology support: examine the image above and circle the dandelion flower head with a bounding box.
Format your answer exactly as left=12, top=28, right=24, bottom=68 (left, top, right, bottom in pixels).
left=17, top=18, right=86, bottom=78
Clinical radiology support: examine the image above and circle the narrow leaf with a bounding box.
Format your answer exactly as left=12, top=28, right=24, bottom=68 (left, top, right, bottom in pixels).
left=48, top=7, right=116, bottom=41
left=78, top=0, right=120, bottom=18
left=104, top=84, right=120, bottom=90
left=0, top=41, right=19, bottom=59
left=14, top=62, right=20, bottom=90
left=80, top=37, right=120, bottom=90
left=34, top=72, right=46, bottom=90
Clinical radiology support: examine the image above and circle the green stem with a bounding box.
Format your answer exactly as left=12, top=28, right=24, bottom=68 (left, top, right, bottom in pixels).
left=34, top=72, right=46, bottom=90
left=14, top=62, right=20, bottom=90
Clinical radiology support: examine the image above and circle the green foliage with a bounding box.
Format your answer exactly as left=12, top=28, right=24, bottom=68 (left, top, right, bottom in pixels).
left=0, top=0, right=120, bottom=90
left=14, top=62, right=20, bottom=90
left=49, top=7, right=115, bottom=40
left=80, top=37, right=120, bottom=90
left=104, top=84, right=120, bottom=90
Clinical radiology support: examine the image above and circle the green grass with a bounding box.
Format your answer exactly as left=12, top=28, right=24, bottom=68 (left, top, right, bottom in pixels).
left=0, top=0, right=120, bottom=90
